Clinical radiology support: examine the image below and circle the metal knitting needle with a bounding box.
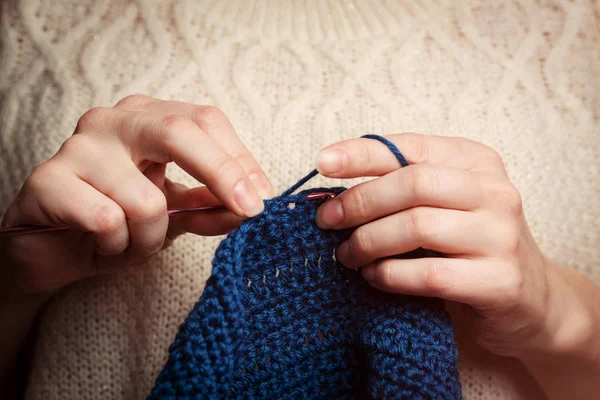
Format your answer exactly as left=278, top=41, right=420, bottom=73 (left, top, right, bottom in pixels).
left=0, top=192, right=336, bottom=237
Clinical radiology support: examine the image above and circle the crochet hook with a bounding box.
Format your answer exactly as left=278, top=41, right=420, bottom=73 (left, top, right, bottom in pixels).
left=0, top=191, right=336, bottom=237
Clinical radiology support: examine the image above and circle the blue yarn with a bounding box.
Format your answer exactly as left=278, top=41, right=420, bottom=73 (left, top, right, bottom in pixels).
left=282, top=134, right=407, bottom=197
left=148, top=135, right=461, bottom=399
left=281, top=169, right=319, bottom=197
left=361, top=134, right=409, bottom=167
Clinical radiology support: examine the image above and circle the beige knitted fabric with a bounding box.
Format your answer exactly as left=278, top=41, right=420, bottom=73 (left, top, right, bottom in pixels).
left=1, top=0, right=599, bottom=398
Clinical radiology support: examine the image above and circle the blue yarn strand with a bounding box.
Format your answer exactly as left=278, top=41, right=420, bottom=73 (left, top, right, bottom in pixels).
left=280, top=169, right=319, bottom=197
left=282, top=135, right=408, bottom=197
left=361, top=134, right=409, bottom=167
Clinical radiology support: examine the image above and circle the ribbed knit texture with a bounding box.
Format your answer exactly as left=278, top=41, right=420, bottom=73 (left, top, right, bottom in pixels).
left=1, top=1, right=599, bottom=399
left=148, top=137, right=461, bottom=399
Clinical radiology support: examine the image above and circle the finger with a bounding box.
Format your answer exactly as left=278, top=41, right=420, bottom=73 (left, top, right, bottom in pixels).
left=112, top=94, right=157, bottom=110
left=163, top=179, right=242, bottom=237
left=63, top=142, right=169, bottom=259
left=336, top=207, right=502, bottom=269
left=143, top=162, right=167, bottom=190
left=9, top=162, right=129, bottom=255
left=361, top=257, right=520, bottom=309
left=141, top=101, right=274, bottom=198
left=113, top=110, right=265, bottom=218
left=316, top=164, right=484, bottom=229
left=315, top=132, right=506, bottom=177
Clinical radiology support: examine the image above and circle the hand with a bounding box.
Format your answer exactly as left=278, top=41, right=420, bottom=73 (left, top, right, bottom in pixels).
left=314, top=133, right=595, bottom=361
left=1, top=95, right=273, bottom=296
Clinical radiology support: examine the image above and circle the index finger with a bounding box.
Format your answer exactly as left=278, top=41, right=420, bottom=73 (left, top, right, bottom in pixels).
left=315, top=133, right=507, bottom=177
left=114, top=110, right=266, bottom=219
left=142, top=101, right=275, bottom=198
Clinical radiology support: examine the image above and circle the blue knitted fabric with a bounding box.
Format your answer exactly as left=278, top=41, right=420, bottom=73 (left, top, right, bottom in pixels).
left=148, top=136, right=461, bottom=399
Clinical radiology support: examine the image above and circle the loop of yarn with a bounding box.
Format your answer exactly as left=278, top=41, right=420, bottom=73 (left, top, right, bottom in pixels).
left=282, top=134, right=408, bottom=197
left=148, top=135, right=461, bottom=399
left=360, top=134, right=409, bottom=167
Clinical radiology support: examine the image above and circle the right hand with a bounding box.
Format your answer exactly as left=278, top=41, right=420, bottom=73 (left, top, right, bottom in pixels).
left=0, top=95, right=273, bottom=296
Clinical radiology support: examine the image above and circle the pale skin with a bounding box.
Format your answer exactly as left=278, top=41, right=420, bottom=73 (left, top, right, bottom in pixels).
left=1, top=97, right=599, bottom=399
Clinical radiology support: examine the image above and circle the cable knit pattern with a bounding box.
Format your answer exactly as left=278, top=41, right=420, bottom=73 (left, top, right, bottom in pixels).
left=1, top=1, right=599, bottom=399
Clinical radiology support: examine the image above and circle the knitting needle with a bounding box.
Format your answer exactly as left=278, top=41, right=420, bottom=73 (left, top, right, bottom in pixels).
left=0, top=191, right=336, bottom=237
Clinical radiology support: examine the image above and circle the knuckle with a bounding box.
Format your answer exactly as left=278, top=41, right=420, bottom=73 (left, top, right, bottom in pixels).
left=193, top=105, right=227, bottom=126
left=452, top=137, right=506, bottom=171
left=454, top=137, right=483, bottom=162
left=210, top=155, right=242, bottom=179
left=454, top=136, right=480, bottom=152
left=423, top=259, right=450, bottom=296
left=499, top=264, right=525, bottom=305
left=92, top=204, right=125, bottom=233
left=489, top=182, right=523, bottom=216
left=376, top=260, right=394, bottom=287
left=181, top=187, right=202, bottom=210
left=24, top=162, right=60, bottom=194
left=132, top=188, right=167, bottom=223
left=350, top=227, right=373, bottom=256
left=58, top=134, right=96, bottom=158
left=77, top=107, right=110, bottom=131
left=408, top=207, right=433, bottom=243
left=157, top=115, right=193, bottom=144
left=480, top=145, right=505, bottom=167
left=410, top=165, right=441, bottom=200
left=504, top=184, right=524, bottom=216
left=232, top=152, right=260, bottom=172
left=347, top=187, right=371, bottom=220
left=115, top=94, right=152, bottom=108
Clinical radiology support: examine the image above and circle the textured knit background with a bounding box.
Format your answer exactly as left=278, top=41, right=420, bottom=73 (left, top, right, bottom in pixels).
left=0, top=0, right=599, bottom=399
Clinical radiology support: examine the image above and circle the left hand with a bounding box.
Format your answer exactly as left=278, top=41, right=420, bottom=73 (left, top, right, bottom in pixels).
left=314, top=133, right=590, bottom=360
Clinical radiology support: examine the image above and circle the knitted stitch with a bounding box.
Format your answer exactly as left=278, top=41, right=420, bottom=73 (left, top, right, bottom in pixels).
left=148, top=136, right=461, bottom=399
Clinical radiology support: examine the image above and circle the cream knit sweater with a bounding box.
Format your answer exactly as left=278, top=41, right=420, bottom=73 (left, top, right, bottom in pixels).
left=1, top=0, right=599, bottom=399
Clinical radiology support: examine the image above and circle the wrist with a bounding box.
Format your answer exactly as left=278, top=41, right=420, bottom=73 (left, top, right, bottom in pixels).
left=519, top=259, right=599, bottom=363
left=516, top=261, right=600, bottom=400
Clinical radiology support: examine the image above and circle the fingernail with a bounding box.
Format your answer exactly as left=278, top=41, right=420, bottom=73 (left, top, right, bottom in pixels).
left=316, top=199, right=344, bottom=229
left=249, top=172, right=275, bottom=199
left=234, top=179, right=264, bottom=217
left=315, top=149, right=348, bottom=175
left=362, top=266, right=376, bottom=281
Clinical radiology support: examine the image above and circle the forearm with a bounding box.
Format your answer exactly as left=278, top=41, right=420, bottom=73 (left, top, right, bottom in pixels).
left=0, top=286, right=49, bottom=396
left=521, top=262, right=600, bottom=400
